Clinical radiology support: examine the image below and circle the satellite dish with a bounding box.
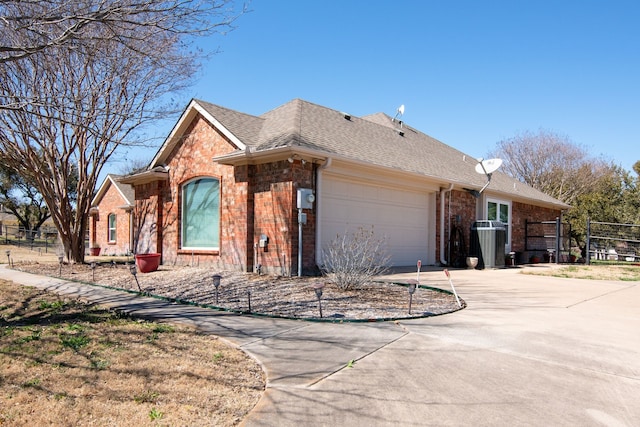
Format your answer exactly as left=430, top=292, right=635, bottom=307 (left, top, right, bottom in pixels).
left=473, top=158, right=503, bottom=194
left=475, top=158, right=503, bottom=176
left=392, top=104, right=405, bottom=122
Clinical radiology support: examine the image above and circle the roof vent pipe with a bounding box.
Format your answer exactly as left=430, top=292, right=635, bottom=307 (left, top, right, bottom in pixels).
left=440, top=183, right=454, bottom=266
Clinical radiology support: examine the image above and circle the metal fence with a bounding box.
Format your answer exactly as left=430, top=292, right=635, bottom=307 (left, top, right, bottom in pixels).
left=586, top=219, right=640, bottom=264
left=524, top=218, right=572, bottom=263
left=1, top=224, right=59, bottom=252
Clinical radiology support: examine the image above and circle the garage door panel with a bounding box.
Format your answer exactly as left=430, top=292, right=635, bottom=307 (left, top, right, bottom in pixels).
left=320, top=176, right=431, bottom=266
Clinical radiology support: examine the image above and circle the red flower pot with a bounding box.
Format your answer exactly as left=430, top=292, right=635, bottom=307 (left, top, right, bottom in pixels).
left=135, top=253, right=161, bottom=273
left=90, top=247, right=101, bottom=256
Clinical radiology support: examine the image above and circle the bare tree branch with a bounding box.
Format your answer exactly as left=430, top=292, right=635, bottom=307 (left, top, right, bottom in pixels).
left=0, top=0, right=245, bottom=262
left=0, top=0, right=245, bottom=63
left=488, top=129, right=611, bottom=206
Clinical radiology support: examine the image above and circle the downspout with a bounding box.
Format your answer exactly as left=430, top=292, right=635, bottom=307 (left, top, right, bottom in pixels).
left=314, top=157, right=332, bottom=267
left=440, top=183, right=454, bottom=265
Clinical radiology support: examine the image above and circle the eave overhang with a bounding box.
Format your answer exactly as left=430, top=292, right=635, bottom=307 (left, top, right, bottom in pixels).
left=119, top=170, right=169, bottom=185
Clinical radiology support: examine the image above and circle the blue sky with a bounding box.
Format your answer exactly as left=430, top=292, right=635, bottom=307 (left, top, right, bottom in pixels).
left=114, top=0, right=640, bottom=175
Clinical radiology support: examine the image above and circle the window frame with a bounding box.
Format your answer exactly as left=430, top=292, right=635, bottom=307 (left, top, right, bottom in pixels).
left=180, top=176, right=221, bottom=251
left=486, top=197, right=511, bottom=253
left=107, top=213, right=117, bottom=243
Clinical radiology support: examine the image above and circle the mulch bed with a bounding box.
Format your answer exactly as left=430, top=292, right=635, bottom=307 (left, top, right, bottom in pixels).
left=11, top=262, right=465, bottom=321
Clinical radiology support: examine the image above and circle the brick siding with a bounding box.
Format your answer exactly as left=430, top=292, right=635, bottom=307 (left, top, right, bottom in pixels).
left=435, top=189, right=562, bottom=265
left=90, top=182, right=132, bottom=256
left=132, top=114, right=318, bottom=274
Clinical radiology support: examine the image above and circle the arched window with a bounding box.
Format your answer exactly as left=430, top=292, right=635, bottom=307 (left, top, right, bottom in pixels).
left=181, top=177, right=220, bottom=250
left=108, top=213, right=117, bottom=242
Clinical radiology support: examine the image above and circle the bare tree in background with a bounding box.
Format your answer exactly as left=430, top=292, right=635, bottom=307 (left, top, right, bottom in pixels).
left=0, top=0, right=243, bottom=64
left=488, top=129, right=612, bottom=206
left=0, top=0, right=244, bottom=262
left=489, top=129, right=626, bottom=255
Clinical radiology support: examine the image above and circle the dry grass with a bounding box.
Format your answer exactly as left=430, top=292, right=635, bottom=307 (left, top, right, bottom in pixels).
left=1, top=243, right=61, bottom=264
left=0, top=279, right=264, bottom=426
left=523, top=264, right=640, bottom=281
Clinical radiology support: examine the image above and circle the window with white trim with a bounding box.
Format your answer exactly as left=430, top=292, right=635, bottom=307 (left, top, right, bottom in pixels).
left=487, top=198, right=511, bottom=252
left=181, top=177, right=220, bottom=250
left=108, top=213, right=117, bottom=242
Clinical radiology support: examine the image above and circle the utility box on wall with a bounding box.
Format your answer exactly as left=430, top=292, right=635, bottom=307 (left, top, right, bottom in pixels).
left=297, top=188, right=315, bottom=210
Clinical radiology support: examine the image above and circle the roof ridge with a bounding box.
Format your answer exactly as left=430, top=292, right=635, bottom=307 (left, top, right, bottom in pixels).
left=195, top=98, right=263, bottom=121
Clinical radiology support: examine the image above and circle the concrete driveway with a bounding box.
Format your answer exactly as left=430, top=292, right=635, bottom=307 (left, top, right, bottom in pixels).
left=2, top=265, right=638, bottom=426
left=242, top=266, right=640, bottom=426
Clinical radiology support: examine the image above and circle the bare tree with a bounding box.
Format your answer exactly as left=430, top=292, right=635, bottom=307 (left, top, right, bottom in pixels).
left=0, top=1, right=243, bottom=262
left=0, top=0, right=243, bottom=64
left=488, top=129, right=611, bottom=206
left=117, top=157, right=152, bottom=176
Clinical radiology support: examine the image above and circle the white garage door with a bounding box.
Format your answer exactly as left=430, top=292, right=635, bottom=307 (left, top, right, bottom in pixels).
left=319, top=175, right=431, bottom=266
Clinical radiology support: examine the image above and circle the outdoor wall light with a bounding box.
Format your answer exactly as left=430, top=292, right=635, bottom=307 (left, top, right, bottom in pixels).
left=313, top=282, right=326, bottom=318
left=288, top=154, right=305, bottom=164
left=212, top=274, right=222, bottom=304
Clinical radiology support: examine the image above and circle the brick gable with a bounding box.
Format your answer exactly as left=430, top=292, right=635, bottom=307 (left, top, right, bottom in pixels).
left=90, top=181, right=132, bottom=256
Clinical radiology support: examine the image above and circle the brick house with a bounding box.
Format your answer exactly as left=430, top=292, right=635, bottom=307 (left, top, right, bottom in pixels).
left=89, top=174, right=135, bottom=256
left=116, top=98, right=569, bottom=274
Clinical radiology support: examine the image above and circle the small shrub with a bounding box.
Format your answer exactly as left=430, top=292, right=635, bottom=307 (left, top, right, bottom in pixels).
left=320, top=226, right=391, bottom=291
left=213, top=352, right=224, bottom=363
left=60, top=334, right=90, bottom=351
left=149, top=408, right=164, bottom=421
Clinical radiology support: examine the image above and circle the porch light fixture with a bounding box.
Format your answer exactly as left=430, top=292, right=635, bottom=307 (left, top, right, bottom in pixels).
left=212, top=274, right=222, bottom=304
left=287, top=154, right=306, bottom=165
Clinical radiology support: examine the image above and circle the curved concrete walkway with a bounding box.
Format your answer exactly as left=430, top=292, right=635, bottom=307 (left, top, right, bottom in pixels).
left=1, top=264, right=638, bottom=426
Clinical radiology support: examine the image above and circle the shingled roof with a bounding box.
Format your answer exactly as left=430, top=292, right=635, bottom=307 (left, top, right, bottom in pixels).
left=148, top=98, right=568, bottom=210
left=91, top=174, right=135, bottom=208
left=193, top=99, right=567, bottom=209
